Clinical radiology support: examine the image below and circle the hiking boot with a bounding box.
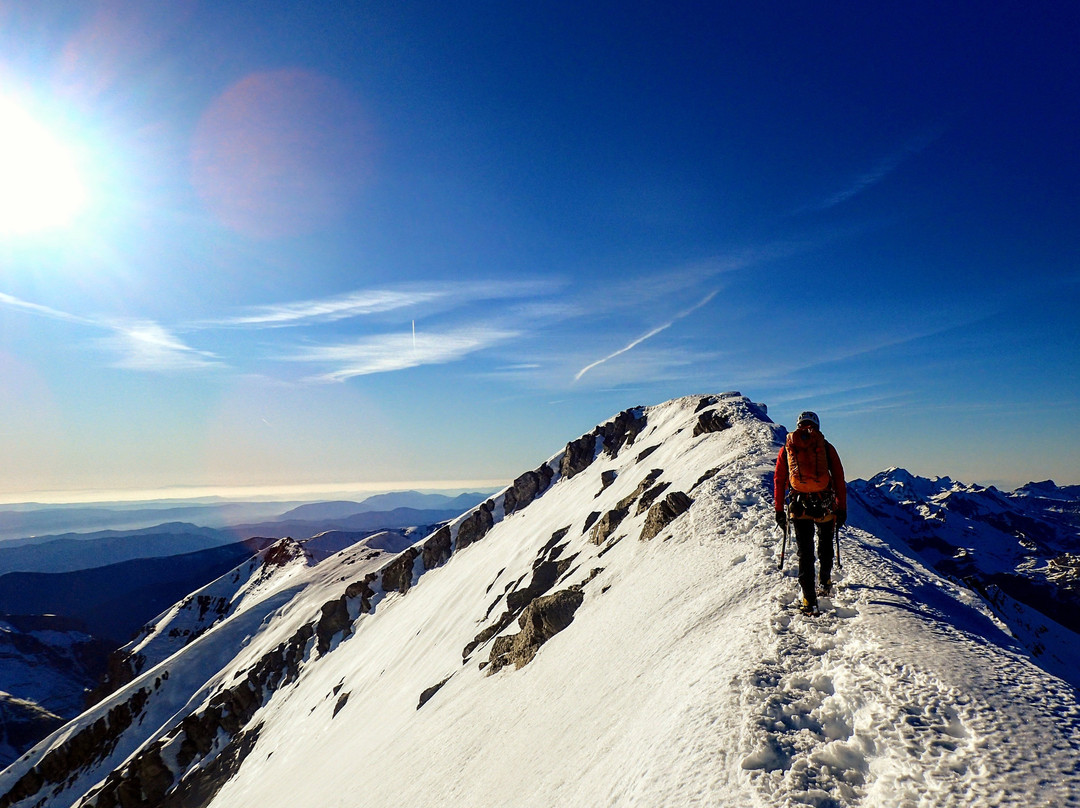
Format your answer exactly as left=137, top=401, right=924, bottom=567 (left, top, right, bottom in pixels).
left=799, top=597, right=819, bottom=615
left=818, top=580, right=833, bottom=597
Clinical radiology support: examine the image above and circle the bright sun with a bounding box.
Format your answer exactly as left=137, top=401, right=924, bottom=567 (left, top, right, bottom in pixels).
left=0, top=95, right=87, bottom=237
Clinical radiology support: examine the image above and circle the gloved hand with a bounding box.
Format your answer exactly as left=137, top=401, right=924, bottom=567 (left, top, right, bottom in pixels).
left=775, top=510, right=786, bottom=529
left=834, top=509, right=846, bottom=530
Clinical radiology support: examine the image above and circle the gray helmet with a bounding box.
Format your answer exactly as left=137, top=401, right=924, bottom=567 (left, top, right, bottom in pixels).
left=796, top=411, right=820, bottom=428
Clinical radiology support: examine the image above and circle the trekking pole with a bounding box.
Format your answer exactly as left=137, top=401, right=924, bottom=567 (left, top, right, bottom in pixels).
left=779, top=514, right=789, bottom=570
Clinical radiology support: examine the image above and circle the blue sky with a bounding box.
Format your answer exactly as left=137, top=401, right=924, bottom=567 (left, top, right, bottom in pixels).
left=0, top=1, right=1076, bottom=501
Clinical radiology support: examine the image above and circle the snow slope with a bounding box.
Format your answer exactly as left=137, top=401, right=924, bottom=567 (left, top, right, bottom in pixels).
left=2, top=394, right=1078, bottom=808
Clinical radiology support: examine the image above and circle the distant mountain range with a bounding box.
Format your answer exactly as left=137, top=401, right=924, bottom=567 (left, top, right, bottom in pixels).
left=849, top=468, right=1080, bottom=675
left=0, top=493, right=485, bottom=767
left=0, top=492, right=492, bottom=542
left=275, top=492, right=487, bottom=521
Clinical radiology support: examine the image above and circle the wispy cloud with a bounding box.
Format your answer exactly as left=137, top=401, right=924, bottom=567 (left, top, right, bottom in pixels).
left=803, top=127, right=946, bottom=213
left=213, top=288, right=447, bottom=328
left=102, top=321, right=222, bottom=371
left=0, top=290, right=220, bottom=373
left=287, top=325, right=518, bottom=382
left=574, top=290, right=718, bottom=382
left=0, top=291, right=95, bottom=325
left=211, top=280, right=564, bottom=329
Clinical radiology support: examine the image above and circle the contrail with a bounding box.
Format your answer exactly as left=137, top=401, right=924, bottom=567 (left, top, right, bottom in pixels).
left=574, top=290, right=717, bottom=382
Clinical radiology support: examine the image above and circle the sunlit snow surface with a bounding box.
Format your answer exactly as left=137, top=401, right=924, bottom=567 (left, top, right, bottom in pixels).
left=2, top=394, right=1078, bottom=807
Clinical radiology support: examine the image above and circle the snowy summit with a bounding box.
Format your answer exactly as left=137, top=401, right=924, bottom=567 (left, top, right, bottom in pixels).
left=0, top=393, right=1077, bottom=807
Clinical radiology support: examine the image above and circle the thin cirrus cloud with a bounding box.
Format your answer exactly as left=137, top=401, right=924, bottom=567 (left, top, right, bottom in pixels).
left=574, top=290, right=718, bottom=382
left=211, top=280, right=564, bottom=329
left=0, top=291, right=95, bottom=326
left=0, top=290, right=218, bottom=373
left=287, top=326, right=519, bottom=382
left=212, top=288, right=447, bottom=328
left=101, top=321, right=221, bottom=371
left=802, top=127, right=946, bottom=213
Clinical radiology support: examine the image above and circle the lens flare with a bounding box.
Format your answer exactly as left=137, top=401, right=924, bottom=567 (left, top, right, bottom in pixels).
left=191, top=69, right=373, bottom=239
left=0, top=95, right=87, bottom=236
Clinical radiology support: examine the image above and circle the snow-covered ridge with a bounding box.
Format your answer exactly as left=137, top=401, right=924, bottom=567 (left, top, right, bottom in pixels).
left=3, top=393, right=1079, bottom=808
left=0, top=392, right=767, bottom=808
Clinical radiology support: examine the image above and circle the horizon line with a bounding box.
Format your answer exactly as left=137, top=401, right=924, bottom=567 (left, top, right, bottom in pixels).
left=0, top=479, right=510, bottom=507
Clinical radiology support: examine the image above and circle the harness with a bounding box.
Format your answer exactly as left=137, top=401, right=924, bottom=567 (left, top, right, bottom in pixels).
left=787, top=489, right=837, bottom=523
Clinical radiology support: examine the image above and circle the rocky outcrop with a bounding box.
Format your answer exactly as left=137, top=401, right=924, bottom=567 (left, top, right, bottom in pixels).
left=691, top=468, right=720, bottom=492
left=560, top=433, right=601, bottom=480
left=504, top=464, right=555, bottom=515
left=463, top=533, right=577, bottom=661
left=487, top=588, right=584, bottom=674
left=693, top=408, right=731, bottom=437
left=381, top=547, right=420, bottom=594
left=590, top=469, right=664, bottom=545
left=456, top=501, right=495, bottom=550
left=590, top=508, right=627, bottom=546
left=0, top=697, right=63, bottom=769
left=316, top=597, right=352, bottom=655
left=635, top=481, right=671, bottom=516
left=422, top=526, right=452, bottom=570
left=417, top=677, right=451, bottom=710
left=0, top=686, right=154, bottom=808
left=78, top=624, right=314, bottom=808
left=560, top=408, right=647, bottom=479
left=641, top=491, right=693, bottom=541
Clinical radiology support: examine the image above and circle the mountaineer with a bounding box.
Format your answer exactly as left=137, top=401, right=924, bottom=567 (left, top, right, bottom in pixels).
left=774, top=411, right=846, bottom=614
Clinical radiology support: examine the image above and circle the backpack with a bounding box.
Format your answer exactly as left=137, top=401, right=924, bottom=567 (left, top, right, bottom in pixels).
left=785, top=429, right=832, bottom=494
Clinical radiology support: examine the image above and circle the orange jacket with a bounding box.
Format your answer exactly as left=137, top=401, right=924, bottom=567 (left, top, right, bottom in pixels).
left=774, top=431, right=846, bottom=512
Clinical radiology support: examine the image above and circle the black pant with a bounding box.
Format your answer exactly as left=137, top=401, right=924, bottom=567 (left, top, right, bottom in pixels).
left=794, top=518, right=834, bottom=604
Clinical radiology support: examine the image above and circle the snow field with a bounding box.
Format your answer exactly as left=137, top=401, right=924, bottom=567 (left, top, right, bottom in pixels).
left=742, top=519, right=1080, bottom=808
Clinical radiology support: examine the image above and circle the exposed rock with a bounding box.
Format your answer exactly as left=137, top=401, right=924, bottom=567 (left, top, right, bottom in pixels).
left=627, top=469, right=664, bottom=504
left=560, top=433, right=600, bottom=480
left=534, top=527, right=571, bottom=566
left=599, top=408, right=646, bottom=456
left=157, top=723, right=263, bottom=808
left=560, top=408, right=646, bottom=480
left=456, top=501, right=495, bottom=550
left=691, top=468, right=720, bottom=492
left=381, top=547, right=420, bottom=594
left=344, top=573, right=378, bottom=613
left=417, top=678, right=451, bottom=710
left=0, top=687, right=153, bottom=808
left=597, top=469, right=617, bottom=496
left=693, top=409, right=731, bottom=437
left=695, top=396, right=719, bottom=412
left=504, top=465, right=555, bottom=515
left=464, top=552, right=578, bottom=660
left=590, top=508, right=628, bottom=545
left=636, top=445, right=659, bottom=463
left=641, top=491, right=693, bottom=541
left=590, top=469, right=665, bottom=545
left=507, top=556, right=576, bottom=612
left=316, top=597, right=352, bottom=655
left=333, top=692, right=349, bottom=717
left=487, top=588, right=585, bottom=674
left=422, top=526, right=452, bottom=570
left=583, top=512, right=601, bottom=533
left=635, top=482, right=671, bottom=516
